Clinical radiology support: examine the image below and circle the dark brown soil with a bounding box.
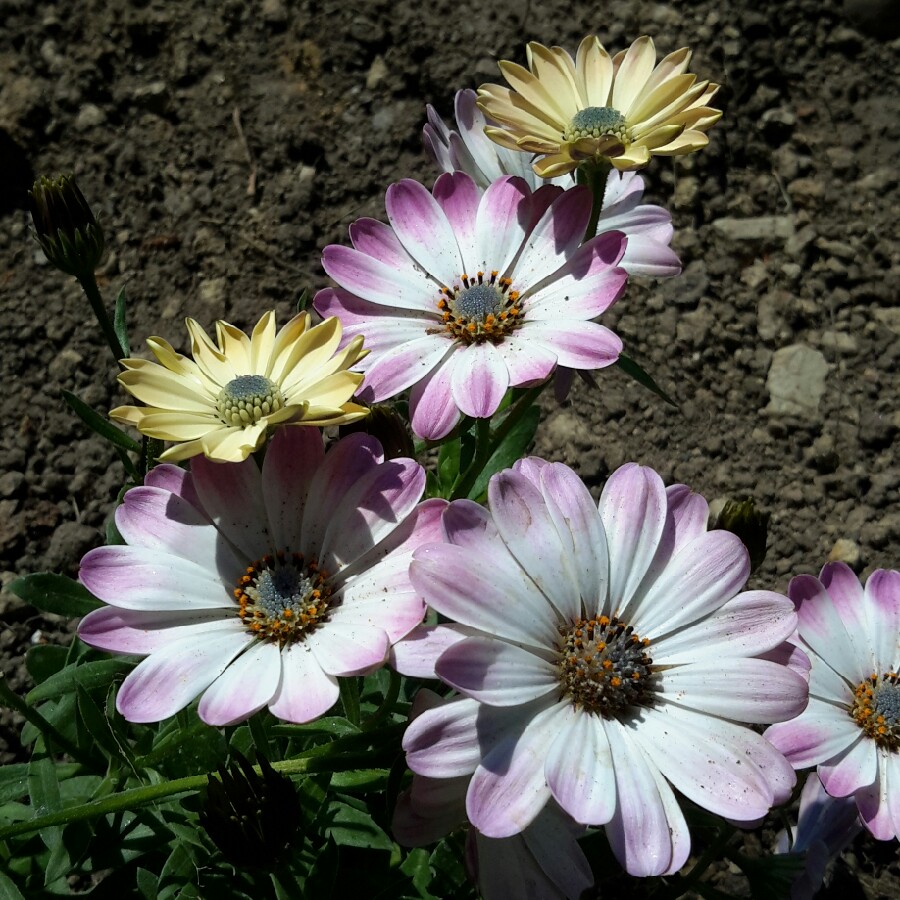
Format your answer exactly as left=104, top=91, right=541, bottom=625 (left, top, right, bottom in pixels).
left=1, top=0, right=898, bottom=894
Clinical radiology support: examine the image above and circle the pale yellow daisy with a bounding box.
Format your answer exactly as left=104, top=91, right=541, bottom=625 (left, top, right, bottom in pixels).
left=477, top=35, right=722, bottom=178
left=111, top=312, right=368, bottom=462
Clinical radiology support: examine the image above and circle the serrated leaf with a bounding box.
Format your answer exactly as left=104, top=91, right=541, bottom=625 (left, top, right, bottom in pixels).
left=61, top=389, right=143, bottom=453
left=324, top=799, right=393, bottom=850
left=9, top=573, right=102, bottom=618
left=469, top=405, right=540, bottom=499
left=27, top=659, right=133, bottom=704
left=616, top=353, right=679, bottom=408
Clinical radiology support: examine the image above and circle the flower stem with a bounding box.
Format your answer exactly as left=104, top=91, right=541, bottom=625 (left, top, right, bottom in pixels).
left=578, top=159, right=612, bottom=243
left=77, top=270, right=127, bottom=365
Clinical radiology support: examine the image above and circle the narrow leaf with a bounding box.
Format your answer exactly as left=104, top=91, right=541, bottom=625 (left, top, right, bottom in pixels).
left=9, top=572, right=102, bottom=618
left=470, top=405, right=540, bottom=499
left=27, top=659, right=133, bottom=704
left=114, top=286, right=130, bottom=358
left=616, top=353, right=679, bottom=408
left=61, top=389, right=142, bottom=453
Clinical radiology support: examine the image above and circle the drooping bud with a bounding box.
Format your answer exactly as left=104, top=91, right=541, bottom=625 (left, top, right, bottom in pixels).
left=28, top=174, right=105, bottom=279
left=199, top=751, right=302, bottom=868
left=712, top=498, right=770, bottom=574
left=339, top=403, right=415, bottom=460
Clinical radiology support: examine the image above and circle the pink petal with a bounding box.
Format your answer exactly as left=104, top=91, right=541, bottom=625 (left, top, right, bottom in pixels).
left=441, top=497, right=499, bottom=547
left=466, top=702, right=562, bottom=837
left=817, top=562, right=876, bottom=675
left=765, top=697, right=860, bottom=767
left=494, top=335, right=558, bottom=387
left=603, top=718, right=683, bottom=876
left=355, top=334, right=454, bottom=404
left=517, top=320, right=622, bottom=371
left=313, top=287, right=431, bottom=346
left=261, top=427, right=324, bottom=554
left=863, top=569, right=900, bottom=673
left=190, top=452, right=269, bottom=562
left=308, top=621, right=390, bottom=675
left=390, top=623, right=473, bottom=677
left=409, top=354, right=462, bottom=440
left=433, top=171, right=481, bottom=275
left=657, top=658, right=809, bottom=723
left=545, top=710, right=616, bottom=825
left=116, top=628, right=252, bottom=722
left=818, top=734, right=878, bottom=797
left=198, top=641, right=282, bottom=725
left=144, top=463, right=203, bottom=509
left=620, top=234, right=682, bottom=277
left=77, top=606, right=236, bottom=655
left=436, top=637, right=558, bottom=706
left=386, top=178, right=462, bottom=287
left=665, top=484, right=709, bottom=552
left=597, top=463, right=667, bottom=615
left=476, top=176, right=532, bottom=276
left=403, top=696, right=483, bottom=778
left=856, top=751, right=899, bottom=840
left=348, top=216, right=413, bottom=269
left=450, top=342, right=509, bottom=419
left=267, top=643, right=339, bottom=723
left=410, top=542, right=559, bottom=649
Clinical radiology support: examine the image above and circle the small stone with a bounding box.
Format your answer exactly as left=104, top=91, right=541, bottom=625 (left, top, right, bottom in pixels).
left=786, top=224, right=818, bottom=260
left=816, top=238, right=856, bottom=261
left=825, top=146, right=857, bottom=174
left=765, top=344, right=829, bottom=418
left=787, top=178, right=825, bottom=206
left=855, top=167, right=897, bottom=192
left=873, top=308, right=900, bottom=333
left=197, top=277, right=228, bottom=319
left=261, top=0, right=288, bottom=24
left=741, top=260, right=769, bottom=289
left=803, top=434, right=840, bottom=473
left=131, top=81, right=170, bottom=116
left=828, top=538, right=862, bottom=569
left=757, top=290, right=790, bottom=342
left=0, top=471, right=25, bottom=499
left=74, top=103, right=106, bottom=130
left=366, top=56, right=388, bottom=90
left=673, top=176, right=699, bottom=209
left=819, top=331, right=858, bottom=354
left=858, top=409, right=897, bottom=449
left=760, top=107, right=796, bottom=143
left=712, top=216, right=795, bottom=243
left=44, top=522, right=100, bottom=573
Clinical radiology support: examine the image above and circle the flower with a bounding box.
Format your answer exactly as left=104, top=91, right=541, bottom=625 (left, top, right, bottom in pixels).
left=77, top=427, right=445, bottom=725
left=773, top=773, right=861, bottom=900
left=28, top=174, right=105, bottom=278
left=425, top=89, right=681, bottom=278
left=765, top=562, right=900, bottom=840
left=314, top=173, right=628, bottom=440
left=393, top=691, right=594, bottom=900
left=401, top=459, right=807, bottom=875
left=477, top=35, right=722, bottom=177
left=110, top=311, right=368, bottom=462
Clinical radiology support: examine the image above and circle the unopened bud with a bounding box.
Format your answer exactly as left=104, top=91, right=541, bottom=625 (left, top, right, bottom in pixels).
left=28, top=174, right=105, bottom=279
left=712, top=498, right=770, bottom=574
left=339, top=403, right=415, bottom=460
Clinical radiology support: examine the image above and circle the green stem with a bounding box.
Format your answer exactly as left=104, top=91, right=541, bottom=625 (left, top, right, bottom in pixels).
left=362, top=669, right=401, bottom=731
left=339, top=677, right=361, bottom=727
left=0, top=676, right=94, bottom=769
left=578, top=159, right=612, bottom=243
left=248, top=713, right=272, bottom=760
left=77, top=271, right=126, bottom=365
left=451, top=382, right=547, bottom=501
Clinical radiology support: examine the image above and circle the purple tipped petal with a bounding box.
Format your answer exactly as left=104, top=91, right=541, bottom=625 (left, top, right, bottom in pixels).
left=409, top=354, right=461, bottom=440
left=620, top=234, right=682, bottom=277
left=403, top=696, right=483, bottom=778
left=665, top=484, right=709, bottom=552
left=856, top=753, right=900, bottom=840
left=198, top=641, right=282, bottom=726
left=390, top=624, right=473, bottom=678
left=494, top=336, right=558, bottom=387
left=518, top=320, right=622, bottom=371
left=348, top=216, right=413, bottom=269
left=116, top=628, right=251, bottom=722
left=863, top=569, right=900, bottom=673
left=354, top=334, right=453, bottom=404
left=476, top=176, right=532, bottom=276
left=267, top=644, right=339, bottom=723
left=308, top=621, right=390, bottom=675
left=765, top=697, right=860, bottom=767
left=450, top=342, right=509, bottom=419
left=818, top=735, right=877, bottom=797
left=433, top=171, right=482, bottom=274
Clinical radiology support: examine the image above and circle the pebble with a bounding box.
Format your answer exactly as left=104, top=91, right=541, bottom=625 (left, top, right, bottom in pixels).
left=765, top=344, right=829, bottom=418
left=131, top=81, right=170, bottom=116
left=819, top=331, right=858, bottom=354
left=74, top=103, right=106, bottom=129
left=711, top=216, right=795, bottom=242
left=366, top=56, right=388, bottom=90
left=873, top=308, right=900, bottom=333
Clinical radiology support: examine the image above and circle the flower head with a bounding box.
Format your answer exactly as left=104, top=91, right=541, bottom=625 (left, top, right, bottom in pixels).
left=766, top=562, right=900, bottom=840
left=477, top=35, right=722, bottom=177
left=110, top=311, right=368, bottom=462
left=425, top=89, right=681, bottom=278
left=29, top=174, right=105, bottom=278
left=77, top=427, right=445, bottom=725
left=315, top=173, right=628, bottom=440
left=401, top=460, right=807, bottom=875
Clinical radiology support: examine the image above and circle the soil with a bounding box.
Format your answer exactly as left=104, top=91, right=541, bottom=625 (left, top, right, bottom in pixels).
left=1, top=0, right=898, bottom=895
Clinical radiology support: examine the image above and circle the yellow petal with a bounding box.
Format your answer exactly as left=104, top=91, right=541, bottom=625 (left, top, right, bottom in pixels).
left=635, top=123, right=685, bottom=151
left=266, top=312, right=311, bottom=380
left=215, top=319, right=252, bottom=372
left=285, top=369, right=364, bottom=408
left=478, top=83, right=566, bottom=144
left=124, top=410, right=223, bottom=441
left=650, top=131, right=710, bottom=156
left=145, top=338, right=196, bottom=378
left=609, top=145, right=652, bottom=171
left=249, top=311, right=277, bottom=374
left=299, top=402, right=370, bottom=427
left=109, top=405, right=144, bottom=427
left=525, top=42, right=582, bottom=120
left=641, top=47, right=692, bottom=96
left=481, top=123, right=523, bottom=152
left=496, top=61, right=570, bottom=130
left=576, top=36, right=614, bottom=109
left=200, top=423, right=266, bottom=462
left=117, top=363, right=217, bottom=411
left=628, top=74, right=700, bottom=128
left=612, top=36, right=658, bottom=115
left=532, top=153, right=579, bottom=178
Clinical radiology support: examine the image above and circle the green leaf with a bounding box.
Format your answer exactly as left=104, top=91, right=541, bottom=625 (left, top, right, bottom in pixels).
left=114, top=286, right=130, bottom=358
left=0, top=871, right=26, bottom=900
left=271, top=717, right=361, bottom=738
left=324, top=799, right=393, bottom=850
left=339, top=677, right=361, bottom=727
left=61, top=389, right=143, bottom=453
left=157, top=843, right=197, bottom=900
left=436, top=438, right=460, bottom=496
left=0, top=765, right=29, bottom=804
left=330, top=769, right=390, bottom=791
left=616, top=353, right=679, bottom=408
left=136, top=867, right=159, bottom=900
left=76, top=683, right=133, bottom=766
left=8, top=573, right=102, bottom=618
left=27, top=754, right=62, bottom=854
left=470, top=405, right=540, bottom=499
left=25, top=644, right=69, bottom=685
left=27, top=659, right=133, bottom=704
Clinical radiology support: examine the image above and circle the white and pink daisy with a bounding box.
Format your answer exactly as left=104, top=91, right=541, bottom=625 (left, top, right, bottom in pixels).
left=77, top=427, right=445, bottom=726
left=424, top=89, right=681, bottom=278
left=393, top=691, right=594, bottom=900
left=766, top=562, right=900, bottom=841
left=314, top=172, right=628, bottom=440
left=401, top=459, right=808, bottom=876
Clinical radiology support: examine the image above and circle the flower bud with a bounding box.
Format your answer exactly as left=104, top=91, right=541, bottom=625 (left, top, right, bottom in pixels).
left=712, top=498, right=770, bottom=574
left=339, top=403, right=415, bottom=460
left=199, top=752, right=302, bottom=868
left=28, top=174, right=105, bottom=279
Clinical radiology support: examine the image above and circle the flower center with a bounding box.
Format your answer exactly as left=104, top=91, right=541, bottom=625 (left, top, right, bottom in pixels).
left=564, top=106, right=631, bottom=145
left=557, top=615, right=655, bottom=717
left=850, top=672, right=900, bottom=751
left=216, top=374, right=285, bottom=427
left=234, top=551, right=331, bottom=645
left=434, top=271, right=522, bottom=345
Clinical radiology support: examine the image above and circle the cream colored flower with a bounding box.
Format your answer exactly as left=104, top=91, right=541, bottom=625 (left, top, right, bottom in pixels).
left=477, top=35, right=722, bottom=177
left=111, top=312, right=368, bottom=462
